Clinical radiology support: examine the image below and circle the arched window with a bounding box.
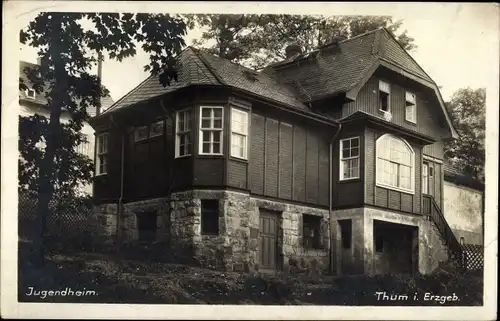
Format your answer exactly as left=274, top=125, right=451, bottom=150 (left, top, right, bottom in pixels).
left=376, top=134, right=415, bottom=193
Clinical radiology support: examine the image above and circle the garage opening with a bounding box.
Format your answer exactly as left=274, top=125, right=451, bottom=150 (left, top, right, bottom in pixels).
left=373, top=220, right=418, bottom=274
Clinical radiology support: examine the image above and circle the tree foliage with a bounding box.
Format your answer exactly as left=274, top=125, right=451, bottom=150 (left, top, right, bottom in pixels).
left=186, top=14, right=416, bottom=69
left=444, top=88, right=486, bottom=181
left=19, top=12, right=187, bottom=263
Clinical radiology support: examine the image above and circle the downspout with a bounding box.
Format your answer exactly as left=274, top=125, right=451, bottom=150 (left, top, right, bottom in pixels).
left=109, top=114, right=125, bottom=250
left=329, top=119, right=342, bottom=275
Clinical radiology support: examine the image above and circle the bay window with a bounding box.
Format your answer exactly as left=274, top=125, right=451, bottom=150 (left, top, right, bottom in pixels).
left=376, top=134, right=414, bottom=193
left=340, top=137, right=360, bottom=180
left=175, top=109, right=192, bottom=157
left=230, top=108, right=249, bottom=159
left=199, top=106, right=223, bottom=155
left=96, top=133, right=109, bottom=175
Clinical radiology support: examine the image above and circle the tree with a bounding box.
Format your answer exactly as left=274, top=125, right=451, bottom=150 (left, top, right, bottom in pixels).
left=444, top=88, right=486, bottom=181
left=19, top=12, right=187, bottom=265
left=186, top=14, right=416, bottom=69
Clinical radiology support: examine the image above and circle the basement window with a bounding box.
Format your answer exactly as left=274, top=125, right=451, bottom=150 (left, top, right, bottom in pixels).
left=379, top=80, right=391, bottom=113
left=137, top=211, right=158, bottom=243
left=25, top=88, right=36, bottom=99
left=201, top=199, right=219, bottom=235
left=303, top=214, right=322, bottom=249
left=339, top=219, right=352, bottom=249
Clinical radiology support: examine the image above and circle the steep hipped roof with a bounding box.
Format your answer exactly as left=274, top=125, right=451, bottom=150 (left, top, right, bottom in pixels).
left=102, top=47, right=308, bottom=115
left=267, top=28, right=457, bottom=138
left=19, top=61, right=115, bottom=117
left=97, top=28, right=457, bottom=138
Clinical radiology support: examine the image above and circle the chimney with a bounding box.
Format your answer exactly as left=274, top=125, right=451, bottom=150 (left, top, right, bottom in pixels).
left=285, top=43, right=302, bottom=60
left=96, top=52, right=103, bottom=116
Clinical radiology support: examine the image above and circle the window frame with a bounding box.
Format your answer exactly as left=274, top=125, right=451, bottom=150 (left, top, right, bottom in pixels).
left=230, top=107, right=249, bottom=160
left=25, top=88, right=36, bottom=99
left=149, top=119, right=165, bottom=138
left=134, top=125, right=149, bottom=142
left=339, top=136, right=361, bottom=181
left=95, top=133, right=109, bottom=176
left=375, top=134, right=415, bottom=194
left=422, top=162, right=429, bottom=194
left=199, top=106, right=224, bottom=156
left=302, top=214, right=323, bottom=250
left=405, top=91, right=417, bottom=124
left=378, top=80, right=391, bottom=113
left=175, top=109, right=192, bottom=158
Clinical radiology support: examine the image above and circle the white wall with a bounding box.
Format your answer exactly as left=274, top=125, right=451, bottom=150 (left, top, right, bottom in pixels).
left=443, top=180, right=483, bottom=245
left=19, top=102, right=95, bottom=196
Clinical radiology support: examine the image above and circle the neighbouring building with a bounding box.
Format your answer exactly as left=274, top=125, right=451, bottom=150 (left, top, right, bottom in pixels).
left=19, top=59, right=114, bottom=196
left=89, top=28, right=482, bottom=275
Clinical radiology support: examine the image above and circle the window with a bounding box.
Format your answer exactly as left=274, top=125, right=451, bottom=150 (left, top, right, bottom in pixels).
left=96, top=133, right=109, bottom=175
left=175, top=109, right=192, bottom=157
left=376, top=134, right=415, bottom=193
left=77, top=134, right=91, bottom=156
left=199, top=106, right=223, bottom=155
left=150, top=120, right=164, bottom=138
left=422, top=162, right=429, bottom=194
left=405, top=91, right=417, bottom=123
left=379, top=80, right=390, bottom=113
left=25, top=88, right=36, bottom=99
left=303, top=214, right=322, bottom=249
left=230, top=108, right=249, bottom=159
left=339, top=219, right=352, bottom=249
left=201, top=200, right=219, bottom=235
left=136, top=212, right=157, bottom=243
left=134, top=125, right=149, bottom=142
left=340, top=137, right=360, bottom=180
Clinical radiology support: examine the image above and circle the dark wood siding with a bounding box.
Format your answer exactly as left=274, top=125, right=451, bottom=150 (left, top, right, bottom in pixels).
left=227, top=160, right=247, bottom=190
left=248, top=112, right=330, bottom=207
left=193, top=158, right=224, bottom=186
left=94, top=127, right=122, bottom=203
left=343, top=73, right=448, bottom=160
left=279, top=122, right=293, bottom=200
left=249, top=114, right=265, bottom=194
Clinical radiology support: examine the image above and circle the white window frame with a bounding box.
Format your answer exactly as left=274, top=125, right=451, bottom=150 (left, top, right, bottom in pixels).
left=422, top=162, right=429, bottom=194
left=134, top=125, right=149, bottom=142
left=199, top=106, right=224, bottom=156
left=230, top=108, right=249, bottom=160
left=378, top=80, right=391, bottom=113
left=339, top=137, right=360, bottom=181
left=375, top=134, right=415, bottom=194
left=405, top=91, right=417, bottom=123
left=149, top=120, right=164, bottom=138
left=175, top=109, right=192, bottom=158
left=25, top=88, right=36, bottom=99
left=96, top=133, right=109, bottom=176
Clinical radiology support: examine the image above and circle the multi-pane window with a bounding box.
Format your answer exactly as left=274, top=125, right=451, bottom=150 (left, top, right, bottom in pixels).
left=201, top=199, right=219, bottom=235
left=175, top=109, right=192, bottom=157
left=25, top=88, right=36, bottom=99
left=96, top=133, right=109, bottom=175
left=405, top=91, right=417, bottom=123
left=230, top=108, right=249, bottom=159
left=149, top=120, right=164, bottom=138
left=303, top=214, right=322, bottom=249
left=379, top=80, right=391, bottom=113
left=199, top=106, right=223, bottom=155
left=77, top=134, right=91, bottom=156
left=340, top=137, right=360, bottom=180
left=422, top=162, right=429, bottom=194
left=376, top=134, right=414, bottom=192
left=134, top=125, right=149, bottom=142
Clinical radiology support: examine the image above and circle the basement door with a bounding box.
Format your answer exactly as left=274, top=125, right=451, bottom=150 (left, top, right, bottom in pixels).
left=259, top=210, right=280, bottom=272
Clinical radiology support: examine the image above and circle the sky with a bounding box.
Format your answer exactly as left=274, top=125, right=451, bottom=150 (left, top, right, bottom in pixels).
left=15, top=3, right=499, bottom=104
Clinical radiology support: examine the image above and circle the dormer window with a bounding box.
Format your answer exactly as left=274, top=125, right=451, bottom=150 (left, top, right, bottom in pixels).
left=25, top=88, right=36, bottom=99
left=405, top=91, right=417, bottom=123
left=378, top=81, right=390, bottom=113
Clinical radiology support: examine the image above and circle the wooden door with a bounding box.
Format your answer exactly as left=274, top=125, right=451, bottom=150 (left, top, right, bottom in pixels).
left=259, top=211, right=279, bottom=271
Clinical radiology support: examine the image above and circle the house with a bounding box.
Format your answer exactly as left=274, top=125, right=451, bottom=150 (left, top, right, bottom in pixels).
left=19, top=59, right=114, bottom=196
left=90, top=27, right=471, bottom=275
